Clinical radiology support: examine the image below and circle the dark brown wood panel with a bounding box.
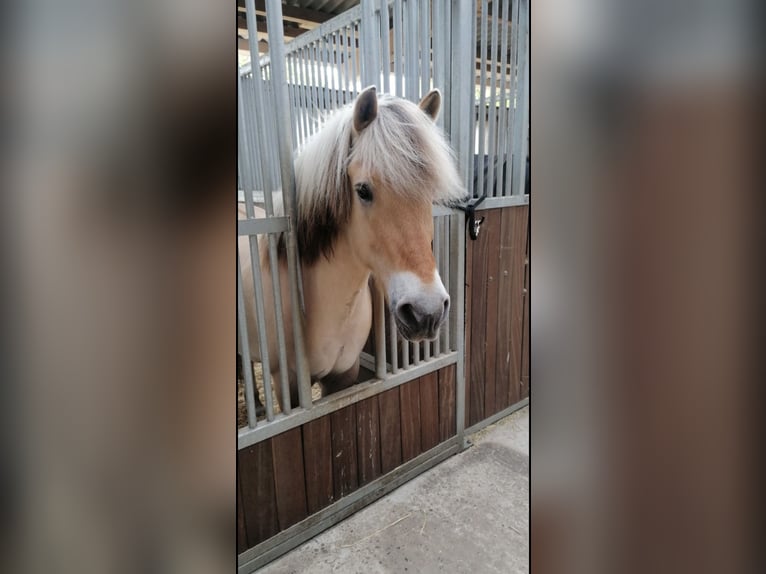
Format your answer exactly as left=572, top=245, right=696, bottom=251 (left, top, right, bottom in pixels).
left=356, top=396, right=382, bottom=486
left=400, top=379, right=422, bottom=462
left=495, top=206, right=517, bottom=411
left=468, top=207, right=492, bottom=426
left=238, top=439, right=279, bottom=547
left=419, top=372, right=440, bottom=452
left=237, top=475, right=247, bottom=554
left=378, top=387, right=403, bottom=473
left=272, top=428, right=308, bottom=530
left=438, top=365, right=457, bottom=442
left=302, top=417, right=334, bottom=514
left=521, top=230, right=530, bottom=397
left=506, top=207, right=529, bottom=406
left=330, top=405, right=359, bottom=498
left=483, top=208, right=503, bottom=416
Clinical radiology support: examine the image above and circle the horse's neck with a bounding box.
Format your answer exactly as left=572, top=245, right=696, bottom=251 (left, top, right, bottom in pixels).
left=302, top=235, right=371, bottom=324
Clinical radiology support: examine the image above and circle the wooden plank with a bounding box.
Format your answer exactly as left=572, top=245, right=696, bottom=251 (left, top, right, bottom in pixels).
left=438, top=365, right=457, bottom=442
left=468, top=207, right=492, bottom=426
left=237, top=475, right=247, bottom=554
left=400, top=379, right=422, bottom=462
left=356, top=396, right=382, bottom=486
left=330, top=405, right=358, bottom=498
left=378, top=388, right=403, bottom=474
left=302, top=417, right=334, bottom=514
left=507, top=206, right=529, bottom=406
left=483, top=208, right=503, bottom=416
left=521, top=229, right=530, bottom=397
left=238, top=439, right=279, bottom=547
left=272, top=428, right=308, bottom=530
left=419, top=371, right=440, bottom=452
left=494, top=206, right=516, bottom=411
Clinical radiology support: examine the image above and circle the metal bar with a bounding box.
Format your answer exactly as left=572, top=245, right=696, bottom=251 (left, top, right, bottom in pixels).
left=237, top=217, right=290, bottom=236
left=420, top=0, right=429, bottom=98
left=510, top=0, right=528, bottom=195
left=454, top=209, right=466, bottom=437
left=238, top=438, right=461, bottom=572
left=265, top=0, right=313, bottom=409
left=441, top=214, right=450, bottom=352
left=464, top=397, right=529, bottom=436
left=319, top=35, right=329, bottom=112
left=393, top=0, right=403, bottom=97
left=432, top=216, right=441, bottom=357
left=332, top=31, right=341, bottom=109
left=505, top=0, right=520, bottom=198
left=373, top=279, right=387, bottom=379
left=486, top=0, right=500, bottom=197
left=345, top=25, right=354, bottom=102
left=361, top=0, right=377, bottom=87
left=432, top=0, right=443, bottom=128
left=413, top=340, right=420, bottom=366
left=474, top=194, right=529, bottom=210
left=379, top=0, right=390, bottom=93
left=401, top=330, right=409, bottom=367
left=349, top=22, right=359, bottom=98
left=337, top=31, right=346, bottom=106
left=441, top=0, right=452, bottom=134
left=515, top=22, right=529, bottom=196
left=237, top=74, right=255, bottom=197
left=237, top=352, right=459, bottom=449
left=309, top=43, right=319, bottom=134
left=236, top=255, right=260, bottom=428
left=476, top=0, right=489, bottom=199
left=496, top=0, right=512, bottom=197
left=406, top=0, right=418, bottom=101
left=389, top=308, right=398, bottom=373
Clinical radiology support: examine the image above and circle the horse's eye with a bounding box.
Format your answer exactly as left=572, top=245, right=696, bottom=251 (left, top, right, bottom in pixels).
left=355, top=183, right=373, bottom=203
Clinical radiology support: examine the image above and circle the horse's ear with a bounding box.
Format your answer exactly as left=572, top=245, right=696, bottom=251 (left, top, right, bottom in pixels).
left=353, top=86, right=378, bottom=133
left=418, top=89, right=441, bottom=121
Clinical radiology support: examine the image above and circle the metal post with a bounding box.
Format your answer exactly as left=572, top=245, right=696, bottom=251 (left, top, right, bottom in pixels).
left=265, top=0, right=313, bottom=409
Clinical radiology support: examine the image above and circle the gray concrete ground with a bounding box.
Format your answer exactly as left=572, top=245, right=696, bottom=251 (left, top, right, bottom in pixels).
left=260, top=406, right=529, bottom=573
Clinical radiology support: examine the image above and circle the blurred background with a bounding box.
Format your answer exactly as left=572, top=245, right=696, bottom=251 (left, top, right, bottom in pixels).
left=0, top=1, right=761, bottom=573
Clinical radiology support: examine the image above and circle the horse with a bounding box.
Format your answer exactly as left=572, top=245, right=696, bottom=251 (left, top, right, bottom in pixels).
left=239, top=86, right=465, bottom=412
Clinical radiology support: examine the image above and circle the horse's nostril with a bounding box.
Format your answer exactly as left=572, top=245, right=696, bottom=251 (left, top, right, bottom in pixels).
left=399, top=303, right=417, bottom=327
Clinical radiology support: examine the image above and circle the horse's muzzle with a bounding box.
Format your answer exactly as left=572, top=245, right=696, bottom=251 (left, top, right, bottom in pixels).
left=393, top=295, right=450, bottom=342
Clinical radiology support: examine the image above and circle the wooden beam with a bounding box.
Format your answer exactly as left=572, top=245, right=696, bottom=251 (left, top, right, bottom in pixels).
left=238, top=36, right=269, bottom=54
left=237, top=0, right=331, bottom=27
left=237, top=14, right=306, bottom=38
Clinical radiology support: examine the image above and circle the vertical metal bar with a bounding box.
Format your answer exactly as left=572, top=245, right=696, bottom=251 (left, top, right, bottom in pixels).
left=373, top=279, right=387, bottom=379
left=361, top=0, right=378, bottom=87
left=505, top=0, right=520, bottom=198
left=432, top=0, right=443, bottom=129
left=496, top=0, right=512, bottom=197
left=440, top=215, right=450, bottom=353
left=297, top=49, right=308, bottom=146
left=389, top=307, right=399, bottom=373
left=237, top=73, right=254, bottom=198
left=349, top=23, right=359, bottom=98
left=332, top=31, right=341, bottom=109
left=393, top=0, right=403, bottom=97
left=450, top=0, right=475, bottom=192
left=432, top=216, right=441, bottom=357
left=440, top=0, right=452, bottom=134
left=319, top=36, right=329, bottom=112
left=287, top=55, right=299, bottom=145
left=454, top=209, right=466, bottom=438
left=345, top=25, right=354, bottom=102
left=420, top=0, right=429, bottom=98
left=265, top=0, right=312, bottom=409
left=413, top=340, right=420, bottom=365
left=337, top=32, right=346, bottom=106
left=309, top=43, right=319, bottom=135
left=476, top=0, right=489, bottom=199
left=516, top=31, right=529, bottom=197
left=237, top=255, right=260, bottom=427
left=511, top=0, right=528, bottom=195
left=401, top=330, right=409, bottom=367
left=406, top=0, right=418, bottom=101
left=238, top=243, right=276, bottom=422
left=379, top=0, right=390, bottom=93
left=486, top=0, right=500, bottom=197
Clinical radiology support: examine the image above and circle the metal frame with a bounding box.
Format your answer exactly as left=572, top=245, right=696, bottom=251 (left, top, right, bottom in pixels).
left=237, top=0, right=529, bottom=569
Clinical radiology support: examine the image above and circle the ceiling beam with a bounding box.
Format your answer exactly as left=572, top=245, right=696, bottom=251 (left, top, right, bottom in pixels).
left=237, top=13, right=306, bottom=38
left=237, top=0, right=331, bottom=27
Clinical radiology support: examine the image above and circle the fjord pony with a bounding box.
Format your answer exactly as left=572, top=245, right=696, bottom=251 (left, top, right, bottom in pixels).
left=240, top=86, right=465, bottom=411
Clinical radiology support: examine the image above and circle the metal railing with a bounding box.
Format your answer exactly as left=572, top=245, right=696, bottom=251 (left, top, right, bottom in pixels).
left=236, top=0, right=527, bottom=448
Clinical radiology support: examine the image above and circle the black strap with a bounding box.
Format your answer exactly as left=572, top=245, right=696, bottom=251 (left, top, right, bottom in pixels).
left=456, top=195, right=486, bottom=240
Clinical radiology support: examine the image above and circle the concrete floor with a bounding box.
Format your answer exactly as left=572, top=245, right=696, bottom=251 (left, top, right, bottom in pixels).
left=259, top=406, right=529, bottom=574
